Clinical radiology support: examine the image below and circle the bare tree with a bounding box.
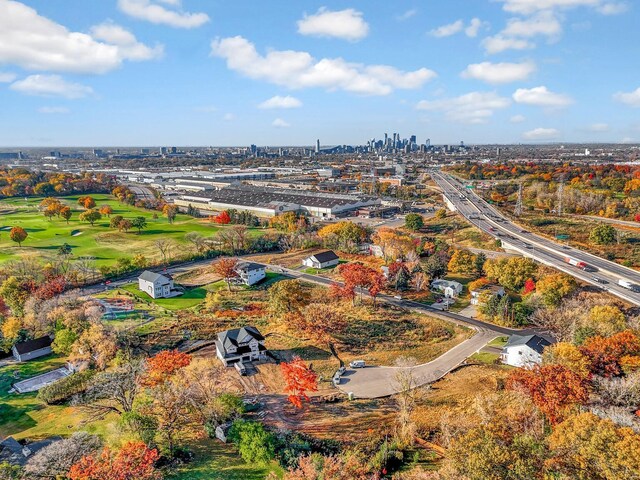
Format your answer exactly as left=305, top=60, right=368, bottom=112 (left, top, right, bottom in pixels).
left=24, top=432, right=102, bottom=479
left=393, top=357, right=420, bottom=448
left=185, top=232, right=206, bottom=254
left=154, top=239, right=174, bottom=265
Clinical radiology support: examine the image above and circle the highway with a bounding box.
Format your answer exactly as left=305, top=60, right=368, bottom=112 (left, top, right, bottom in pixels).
left=430, top=171, right=640, bottom=307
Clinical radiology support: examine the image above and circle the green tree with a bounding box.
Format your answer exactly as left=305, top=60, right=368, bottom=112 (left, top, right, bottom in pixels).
left=484, top=257, right=538, bottom=291
left=228, top=420, right=275, bottom=466
left=110, top=215, right=124, bottom=229
left=131, top=216, right=147, bottom=234
left=0, top=277, right=29, bottom=314
left=52, top=328, right=78, bottom=355
left=589, top=224, right=616, bottom=245
left=404, top=213, right=424, bottom=231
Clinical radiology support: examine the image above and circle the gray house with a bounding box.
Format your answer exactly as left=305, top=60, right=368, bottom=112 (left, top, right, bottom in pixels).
left=302, top=250, right=340, bottom=269
left=215, top=326, right=268, bottom=366
left=12, top=336, right=53, bottom=362
left=501, top=335, right=553, bottom=368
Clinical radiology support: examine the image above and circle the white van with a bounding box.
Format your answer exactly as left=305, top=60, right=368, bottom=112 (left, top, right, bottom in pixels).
left=349, top=360, right=366, bottom=368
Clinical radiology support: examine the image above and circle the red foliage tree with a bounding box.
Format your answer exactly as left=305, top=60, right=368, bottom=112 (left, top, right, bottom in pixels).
left=211, top=257, right=239, bottom=291
left=214, top=211, right=231, bottom=224
left=68, top=441, right=161, bottom=480
left=281, top=356, right=318, bottom=409
left=523, top=278, right=536, bottom=295
left=635, top=213, right=640, bottom=223
left=9, top=226, right=28, bottom=247
left=337, top=263, right=385, bottom=307
left=580, top=330, right=640, bottom=377
left=507, top=364, right=590, bottom=424
left=143, top=349, right=192, bottom=387
left=35, top=276, right=66, bottom=300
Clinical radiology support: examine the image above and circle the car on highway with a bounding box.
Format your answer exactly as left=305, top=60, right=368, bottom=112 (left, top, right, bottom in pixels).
left=592, top=277, right=608, bottom=284
left=520, top=230, right=529, bottom=233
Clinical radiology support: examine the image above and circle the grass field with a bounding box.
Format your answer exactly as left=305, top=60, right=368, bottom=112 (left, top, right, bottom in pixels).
left=0, top=194, right=263, bottom=267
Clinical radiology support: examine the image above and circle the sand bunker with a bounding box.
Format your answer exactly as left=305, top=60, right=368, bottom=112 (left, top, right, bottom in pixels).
left=71, top=230, right=83, bottom=237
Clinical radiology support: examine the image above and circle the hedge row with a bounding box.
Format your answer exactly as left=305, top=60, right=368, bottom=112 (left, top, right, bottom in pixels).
left=37, top=370, right=95, bottom=405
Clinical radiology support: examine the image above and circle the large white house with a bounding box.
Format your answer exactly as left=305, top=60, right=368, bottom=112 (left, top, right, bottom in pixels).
left=431, top=279, right=464, bottom=298
left=138, top=271, right=180, bottom=299
left=302, top=250, right=340, bottom=269
left=501, top=335, right=553, bottom=368
left=215, top=326, right=268, bottom=366
left=234, top=262, right=266, bottom=286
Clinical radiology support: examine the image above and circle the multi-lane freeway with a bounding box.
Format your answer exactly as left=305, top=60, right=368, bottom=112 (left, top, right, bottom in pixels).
left=431, top=170, right=640, bottom=307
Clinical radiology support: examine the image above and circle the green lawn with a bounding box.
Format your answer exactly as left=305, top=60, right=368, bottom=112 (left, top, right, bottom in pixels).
left=118, top=282, right=216, bottom=310
left=488, top=336, right=509, bottom=348
left=0, top=194, right=263, bottom=267
left=166, top=439, right=283, bottom=480
left=469, top=352, right=500, bottom=364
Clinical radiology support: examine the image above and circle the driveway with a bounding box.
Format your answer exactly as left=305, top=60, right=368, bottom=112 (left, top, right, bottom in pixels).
left=335, top=328, right=496, bottom=398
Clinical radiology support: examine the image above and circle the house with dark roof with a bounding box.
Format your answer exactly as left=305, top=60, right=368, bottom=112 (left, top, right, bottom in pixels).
left=215, top=326, right=268, bottom=366
left=138, top=270, right=182, bottom=299
left=233, top=262, right=266, bottom=286
left=501, top=334, right=553, bottom=368
left=12, top=336, right=53, bottom=362
left=302, top=250, right=340, bottom=269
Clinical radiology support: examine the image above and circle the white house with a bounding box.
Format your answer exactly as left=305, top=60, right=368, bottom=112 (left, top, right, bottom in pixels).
left=234, top=262, right=266, bottom=286
left=12, top=336, right=53, bottom=362
left=470, top=285, right=505, bottom=306
left=302, top=250, right=340, bottom=269
left=138, top=271, right=180, bottom=299
left=215, top=326, right=268, bottom=366
left=501, top=335, right=553, bottom=368
left=431, top=279, right=464, bottom=298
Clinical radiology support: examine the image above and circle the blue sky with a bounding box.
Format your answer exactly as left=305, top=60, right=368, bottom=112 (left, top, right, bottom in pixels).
left=0, top=0, right=639, bottom=146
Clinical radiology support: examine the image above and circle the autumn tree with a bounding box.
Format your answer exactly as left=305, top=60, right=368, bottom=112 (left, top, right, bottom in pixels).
left=213, top=211, right=231, bottom=224
left=317, top=221, right=367, bottom=253
left=60, top=205, right=72, bottom=223
left=589, top=224, right=616, bottom=245
left=523, top=278, right=536, bottom=295
left=68, top=441, right=161, bottom=480
left=586, top=305, right=626, bottom=337
left=507, top=364, right=590, bottom=424
left=483, top=257, right=538, bottom=291
left=142, top=349, right=192, bottom=387
left=78, top=209, right=102, bottom=226
left=212, top=257, right=239, bottom=291
left=535, top=273, right=577, bottom=306
left=337, top=262, right=384, bottom=306
left=372, top=228, right=416, bottom=262
left=580, top=330, right=640, bottom=377
left=110, top=215, right=124, bottom=229
left=117, top=219, right=133, bottom=233
left=267, top=279, right=311, bottom=315
left=9, top=226, right=28, bottom=247
left=162, top=204, right=178, bottom=223
left=447, top=249, right=477, bottom=275
left=435, top=208, right=447, bottom=219
left=69, top=323, right=117, bottom=370
left=78, top=196, right=96, bottom=209
left=281, top=356, right=318, bottom=408
left=289, top=303, right=347, bottom=348
left=98, top=205, right=113, bottom=217
left=542, top=342, right=590, bottom=378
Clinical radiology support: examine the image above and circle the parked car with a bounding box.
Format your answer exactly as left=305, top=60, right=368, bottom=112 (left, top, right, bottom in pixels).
left=349, top=360, right=366, bottom=369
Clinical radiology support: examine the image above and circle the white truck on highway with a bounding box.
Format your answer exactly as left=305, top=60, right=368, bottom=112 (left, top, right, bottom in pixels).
left=618, top=279, right=640, bottom=292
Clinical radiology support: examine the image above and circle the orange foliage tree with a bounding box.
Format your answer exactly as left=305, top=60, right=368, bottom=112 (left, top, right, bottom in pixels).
left=580, top=330, right=640, bottom=377
left=507, top=364, right=590, bottom=424
left=281, top=356, right=318, bottom=409
left=211, top=257, right=239, bottom=291
left=68, top=441, right=161, bottom=480
left=143, top=349, right=192, bottom=387
left=9, top=226, right=28, bottom=247
left=213, top=211, right=231, bottom=224
left=337, top=263, right=385, bottom=307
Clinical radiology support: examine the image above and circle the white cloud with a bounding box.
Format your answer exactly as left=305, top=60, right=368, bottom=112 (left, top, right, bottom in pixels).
left=210, top=36, right=436, bottom=96
left=0, top=1, right=162, bottom=73
left=10, top=75, right=93, bottom=98
left=461, top=61, right=536, bottom=84
left=429, top=20, right=464, bottom=37
left=396, top=9, right=418, bottom=21
left=482, top=35, right=535, bottom=54
left=258, top=95, right=302, bottom=109
left=272, top=118, right=290, bottom=128
left=38, top=106, right=70, bottom=114
left=90, top=22, right=163, bottom=61
left=416, top=91, right=511, bottom=124
left=502, top=11, right=563, bottom=38
left=511, top=114, right=526, bottom=123
left=297, top=8, right=369, bottom=41
left=596, top=2, right=629, bottom=14
left=513, top=86, right=573, bottom=107
left=465, top=18, right=484, bottom=37
left=0, top=71, right=16, bottom=82
left=523, top=127, right=560, bottom=140
left=621, top=136, right=636, bottom=144
left=499, top=0, right=601, bottom=15
left=118, top=0, right=209, bottom=28
left=614, top=87, right=640, bottom=107
left=587, top=123, right=609, bottom=131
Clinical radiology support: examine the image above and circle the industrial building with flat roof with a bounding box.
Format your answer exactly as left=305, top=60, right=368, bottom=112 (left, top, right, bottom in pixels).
left=174, top=184, right=380, bottom=219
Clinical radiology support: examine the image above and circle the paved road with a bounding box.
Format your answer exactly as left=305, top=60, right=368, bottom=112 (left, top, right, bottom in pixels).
left=431, top=171, right=640, bottom=307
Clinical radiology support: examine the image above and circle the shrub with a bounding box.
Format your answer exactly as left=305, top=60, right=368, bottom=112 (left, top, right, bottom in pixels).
left=37, top=370, right=95, bottom=405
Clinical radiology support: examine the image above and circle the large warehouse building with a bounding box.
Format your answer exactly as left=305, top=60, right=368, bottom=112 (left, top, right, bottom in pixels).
left=174, top=185, right=380, bottom=219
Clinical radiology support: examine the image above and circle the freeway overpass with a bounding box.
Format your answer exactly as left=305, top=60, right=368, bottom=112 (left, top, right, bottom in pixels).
left=430, top=170, right=640, bottom=307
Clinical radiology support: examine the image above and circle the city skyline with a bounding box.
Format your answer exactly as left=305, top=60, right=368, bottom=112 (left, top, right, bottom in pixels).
left=0, top=0, right=639, bottom=146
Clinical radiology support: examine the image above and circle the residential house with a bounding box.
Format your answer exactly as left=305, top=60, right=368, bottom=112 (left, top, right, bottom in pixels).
left=234, top=262, right=266, bottom=286
left=470, top=285, right=505, bottom=306
left=215, top=326, right=268, bottom=366
left=431, top=279, right=464, bottom=298
left=12, top=336, right=52, bottom=362
left=138, top=271, right=180, bottom=299
left=302, top=250, right=340, bottom=269
left=501, top=335, right=553, bottom=368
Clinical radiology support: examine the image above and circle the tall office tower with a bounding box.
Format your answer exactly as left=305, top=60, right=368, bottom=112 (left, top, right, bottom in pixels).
left=315, top=139, right=320, bottom=153
left=392, top=133, right=397, bottom=147
left=160, top=147, right=167, bottom=155
left=410, top=135, right=416, bottom=144
left=384, top=133, right=388, bottom=145
left=426, top=138, right=431, bottom=148
left=171, top=147, right=177, bottom=154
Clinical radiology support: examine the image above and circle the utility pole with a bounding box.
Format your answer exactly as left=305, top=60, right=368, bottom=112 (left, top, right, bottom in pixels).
left=514, top=183, right=523, bottom=217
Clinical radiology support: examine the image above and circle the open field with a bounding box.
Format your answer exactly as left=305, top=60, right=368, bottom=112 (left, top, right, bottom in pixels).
left=0, top=194, right=263, bottom=267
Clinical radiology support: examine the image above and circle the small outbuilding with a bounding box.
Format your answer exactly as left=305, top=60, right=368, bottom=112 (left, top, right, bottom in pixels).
left=302, top=250, right=340, bottom=269
left=501, top=334, right=553, bottom=368
left=12, top=336, right=53, bottom=362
